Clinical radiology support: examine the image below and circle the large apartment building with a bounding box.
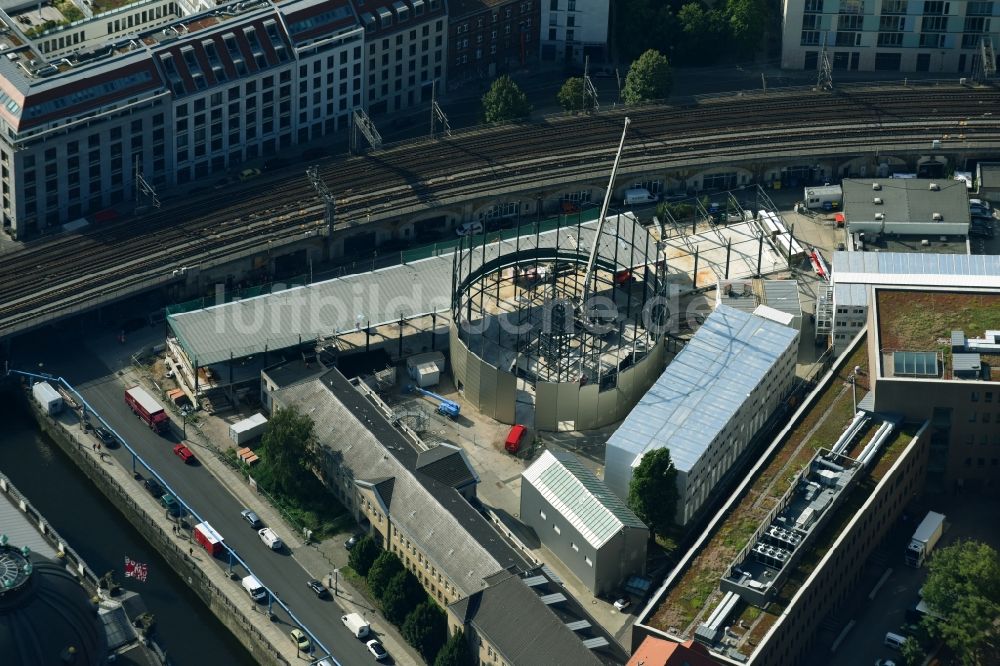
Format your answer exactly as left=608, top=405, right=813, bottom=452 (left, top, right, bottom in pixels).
left=0, top=0, right=365, bottom=239
left=447, top=0, right=538, bottom=90
left=781, top=0, right=999, bottom=74
left=352, top=0, right=447, bottom=115
left=540, top=0, right=608, bottom=64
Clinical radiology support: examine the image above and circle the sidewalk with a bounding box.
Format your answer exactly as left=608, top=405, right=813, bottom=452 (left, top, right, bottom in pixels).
left=185, top=403, right=425, bottom=666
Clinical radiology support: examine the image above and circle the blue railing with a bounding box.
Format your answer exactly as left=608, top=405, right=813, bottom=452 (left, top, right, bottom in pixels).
left=8, top=369, right=338, bottom=665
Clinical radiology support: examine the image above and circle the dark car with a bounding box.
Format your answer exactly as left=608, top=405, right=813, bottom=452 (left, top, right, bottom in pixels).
left=143, top=478, right=164, bottom=498
left=95, top=426, right=115, bottom=447
left=306, top=579, right=329, bottom=599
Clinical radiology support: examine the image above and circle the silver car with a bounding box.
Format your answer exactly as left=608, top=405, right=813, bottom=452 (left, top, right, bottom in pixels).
left=240, top=509, right=262, bottom=529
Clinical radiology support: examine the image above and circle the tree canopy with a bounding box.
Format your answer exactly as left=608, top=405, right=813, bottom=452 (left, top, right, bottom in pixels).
left=920, top=540, right=1000, bottom=664
left=402, top=602, right=448, bottom=663
left=433, top=629, right=474, bottom=666
left=481, top=75, right=532, bottom=123
left=622, top=50, right=672, bottom=105
left=366, top=550, right=405, bottom=601
left=381, top=570, right=426, bottom=625
left=556, top=77, right=595, bottom=113
left=627, top=447, right=679, bottom=537
left=256, top=406, right=319, bottom=497
left=347, top=534, right=380, bottom=577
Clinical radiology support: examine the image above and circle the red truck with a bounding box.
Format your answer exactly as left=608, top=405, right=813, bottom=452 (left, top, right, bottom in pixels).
left=124, top=386, right=170, bottom=433
left=193, top=521, right=225, bottom=557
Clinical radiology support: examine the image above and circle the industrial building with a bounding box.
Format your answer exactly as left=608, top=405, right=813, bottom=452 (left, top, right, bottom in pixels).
left=867, top=286, right=1000, bottom=493
left=447, top=0, right=539, bottom=91
left=272, top=367, right=625, bottom=662
left=520, top=449, right=648, bottom=596
left=603, top=304, right=799, bottom=525
left=976, top=161, right=1000, bottom=201
left=842, top=177, right=971, bottom=238
left=539, top=0, right=609, bottom=65
left=0, top=0, right=369, bottom=239
left=821, top=252, right=1000, bottom=356
left=781, top=0, right=999, bottom=75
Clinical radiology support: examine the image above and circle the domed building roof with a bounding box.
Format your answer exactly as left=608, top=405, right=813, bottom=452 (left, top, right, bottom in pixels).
left=0, top=540, right=108, bottom=665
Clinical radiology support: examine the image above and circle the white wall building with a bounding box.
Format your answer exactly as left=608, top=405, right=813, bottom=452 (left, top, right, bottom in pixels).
left=539, top=0, right=609, bottom=64
left=781, top=0, right=999, bottom=74
left=604, top=305, right=799, bottom=526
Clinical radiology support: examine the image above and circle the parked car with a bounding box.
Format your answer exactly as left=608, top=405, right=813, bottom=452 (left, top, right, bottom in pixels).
left=240, top=509, right=262, bottom=529
left=239, top=168, right=262, bottom=182
left=290, top=628, right=311, bottom=653
left=613, top=597, right=631, bottom=611
left=173, top=443, right=195, bottom=464
left=455, top=221, right=484, bottom=236
left=366, top=639, right=388, bottom=661
left=306, top=579, right=329, bottom=599
left=95, top=426, right=115, bottom=446
left=143, top=478, right=164, bottom=498
left=345, top=535, right=359, bottom=550
left=504, top=424, right=529, bottom=455
left=160, top=494, right=183, bottom=517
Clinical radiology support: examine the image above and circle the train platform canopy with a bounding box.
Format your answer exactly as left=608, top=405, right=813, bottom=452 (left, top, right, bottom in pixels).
left=167, top=215, right=653, bottom=367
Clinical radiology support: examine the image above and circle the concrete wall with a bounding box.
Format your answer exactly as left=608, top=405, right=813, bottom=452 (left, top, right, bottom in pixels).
left=17, top=386, right=289, bottom=666
left=450, top=323, right=666, bottom=429
left=749, top=424, right=930, bottom=666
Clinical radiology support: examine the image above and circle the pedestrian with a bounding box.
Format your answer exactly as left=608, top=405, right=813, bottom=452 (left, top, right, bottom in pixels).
left=92, top=443, right=97, bottom=451
left=189, top=547, right=193, bottom=556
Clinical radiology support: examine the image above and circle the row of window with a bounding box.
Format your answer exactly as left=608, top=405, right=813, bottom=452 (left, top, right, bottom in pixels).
left=804, top=0, right=995, bottom=15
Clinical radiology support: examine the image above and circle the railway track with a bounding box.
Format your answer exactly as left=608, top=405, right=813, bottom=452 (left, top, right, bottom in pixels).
left=1, top=84, right=998, bottom=338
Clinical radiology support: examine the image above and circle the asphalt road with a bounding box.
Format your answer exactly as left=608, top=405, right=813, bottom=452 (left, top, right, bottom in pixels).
left=15, top=327, right=381, bottom=666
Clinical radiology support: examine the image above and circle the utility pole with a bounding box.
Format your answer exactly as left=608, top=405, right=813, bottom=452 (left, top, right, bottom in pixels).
left=817, top=32, right=833, bottom=90
left=582, top=55, right=599, bottom=112
left=429, top=80, right=451, bottom=137
left=134, top=155, right=160, bottom=213
left=306, top=165, right=336, bottom=233
left=761, top=72, right=767, bottom=95
left=351, top=108, right=382, bottom=153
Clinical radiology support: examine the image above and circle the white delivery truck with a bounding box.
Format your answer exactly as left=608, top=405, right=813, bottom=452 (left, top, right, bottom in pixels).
left=258, top=527, right=283, bottom=550
left=242, top=575, right=267, bottom=602
left=905, top=511, right=945, bottom=567
left=623, top=188, right=657, bottom=206
left=32, top=381, right=64, bottom=415
left=341, top=612, right=370, bottom=638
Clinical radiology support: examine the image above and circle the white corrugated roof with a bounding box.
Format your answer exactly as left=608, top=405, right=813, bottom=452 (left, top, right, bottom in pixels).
left=522, top=450, right=646, bottom=549
left=605, top=305, right=799, bottom=474
left=832, top=252, right=1000, bottom=288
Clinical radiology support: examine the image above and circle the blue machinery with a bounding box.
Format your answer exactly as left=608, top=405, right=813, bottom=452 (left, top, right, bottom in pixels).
left=407, top=384, right=461, bottom=418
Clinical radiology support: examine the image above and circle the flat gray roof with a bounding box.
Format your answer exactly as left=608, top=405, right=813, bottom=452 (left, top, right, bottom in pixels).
left=168, top=215, right=654, bottom=366
left=843, top=178, right=970, bottom=236
left=605, top=304, right=799, bottom=474
left=522, top=450, right=646, bottom=550
left=761, top=280, right=801, bottom=317
left=832, top=251, right=1000, bottom=289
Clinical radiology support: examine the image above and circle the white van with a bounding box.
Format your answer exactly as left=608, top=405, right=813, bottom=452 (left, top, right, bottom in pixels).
left=341, top=612, right=370, bottom=639
left=884, top=631, right=907, bottom=650
left=623, top=188, right=658, bottom=206
left=258, top=527, right=283, bottom=550
left=241, top=575, right=267, bottom=602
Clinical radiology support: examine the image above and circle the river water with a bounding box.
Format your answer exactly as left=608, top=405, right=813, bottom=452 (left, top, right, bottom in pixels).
left=0, top=397, right=257, bottom=666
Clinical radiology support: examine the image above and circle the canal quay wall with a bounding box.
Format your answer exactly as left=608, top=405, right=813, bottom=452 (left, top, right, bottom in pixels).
left=6, top=382, right=292, bottom=666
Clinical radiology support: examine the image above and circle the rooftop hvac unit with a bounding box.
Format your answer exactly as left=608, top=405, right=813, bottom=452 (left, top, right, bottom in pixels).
left=932, top=212, right=943, bottom=221
left=873, top=197, right=883, bottom=204
left=875, top=213, right=885, bottom=220
left=921, top=239, right=930, bottom=246
left=872, top=183, right=882, bottom=191
left=932, top=139, right=941, bottom=149
left=929, top=183, right=940, bottom=191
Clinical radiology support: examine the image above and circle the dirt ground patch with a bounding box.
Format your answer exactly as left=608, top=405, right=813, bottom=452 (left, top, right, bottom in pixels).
left=877, top=290, right=1000, bottom=353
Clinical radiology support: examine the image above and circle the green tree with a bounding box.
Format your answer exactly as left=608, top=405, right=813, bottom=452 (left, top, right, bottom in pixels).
left=921, top=540, right=1000, bottom=665
left=900, top=636, right=925, bottom=666
left=724, top=0, right=767, bottom=53
left=481, top=75, right=531, bottom=123
left=434, top=629, right=474, bottom=666
left=347, top=534, right=380, bottom=577
left=556, top=77, right=594, bottom=113
left=622, top=49, right=673, bottom=105
left=627, top=447, right=679, bottom=537
left=366, top=550, right=404, bottom=601
left=256, top=406, right=319, bottom=497
left=381, top=570, right=426, bottom=625
left=402, top=601, right=448, bottom=662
